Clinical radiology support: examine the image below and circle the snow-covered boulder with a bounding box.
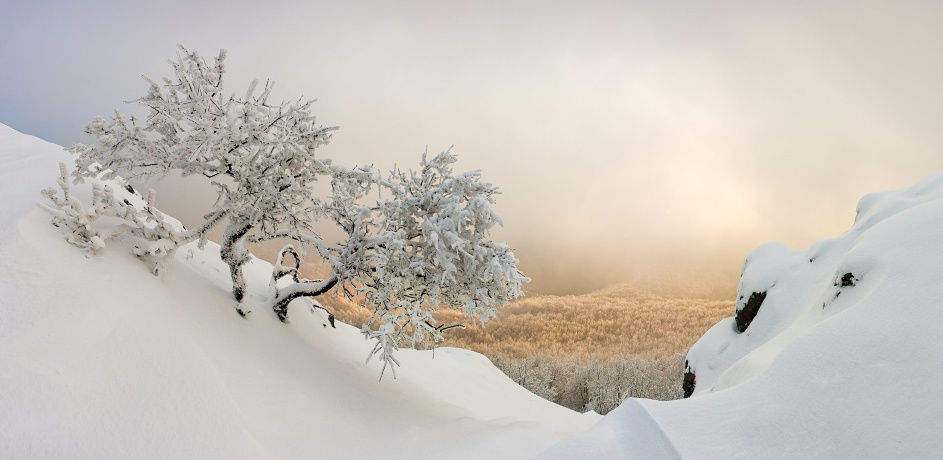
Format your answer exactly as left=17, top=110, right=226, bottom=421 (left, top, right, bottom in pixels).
left=544, top=172, right=943, bottom=458
left=684, top=173, right=943, bottom=396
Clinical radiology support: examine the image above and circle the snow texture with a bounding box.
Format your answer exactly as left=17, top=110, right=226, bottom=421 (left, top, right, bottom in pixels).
left=0, top=123, right=594, bottom=459
left=4, top=121, right=943, bottom=458
left=61, top=47, right=528, bottom=372
left=545, top=170, right=943, bottom=458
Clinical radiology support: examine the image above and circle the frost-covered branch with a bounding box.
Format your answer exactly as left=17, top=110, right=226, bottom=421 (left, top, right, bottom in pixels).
left=67, top=45, right=338, bottom=304
left=39, top=162, right=205, bottom=274
left=47, top=45, right=528, bottom=377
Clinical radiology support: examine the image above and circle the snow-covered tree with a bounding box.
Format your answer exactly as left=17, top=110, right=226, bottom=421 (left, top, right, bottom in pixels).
left=68, top=46, right=339, bottom=306
left=352, top=152, right=526, bottom=375
left=47, top=45, right=527, bottom=374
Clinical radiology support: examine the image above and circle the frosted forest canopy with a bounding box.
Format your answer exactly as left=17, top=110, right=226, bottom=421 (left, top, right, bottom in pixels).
left=40, top=45, right=528, bottom=376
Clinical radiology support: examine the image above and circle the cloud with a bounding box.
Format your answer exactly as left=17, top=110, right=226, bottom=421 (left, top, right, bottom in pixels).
left=5, top=0, right=943, bottom=294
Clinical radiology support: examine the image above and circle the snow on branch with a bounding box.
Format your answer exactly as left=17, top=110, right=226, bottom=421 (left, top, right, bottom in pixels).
left=40, top=162, right=191, bottom=274
left=347, top=151, right=529, bottom=373
left=44, top=45, right=528, bottom=376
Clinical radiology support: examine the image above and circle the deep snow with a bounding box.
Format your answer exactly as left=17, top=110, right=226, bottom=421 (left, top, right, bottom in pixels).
left=543, top=172, right=943, bottom=458
left=0, top=124, right=598, bottom=459
left=3, top=122, right=943, bottom=459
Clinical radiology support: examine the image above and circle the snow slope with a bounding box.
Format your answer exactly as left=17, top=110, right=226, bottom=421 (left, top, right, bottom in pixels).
left=544, top=172, right=943, bottom=457
left=4, top=121, right=943, bottom=459
left=0, top=123, right=598, bottom=459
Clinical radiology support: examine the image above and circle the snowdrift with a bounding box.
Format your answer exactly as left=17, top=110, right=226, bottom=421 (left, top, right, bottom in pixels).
left=544, top=172, right=943, bottom=457
left=0, top=123, right=597, bottom=459
left=3, top=121, right=942, bottom=459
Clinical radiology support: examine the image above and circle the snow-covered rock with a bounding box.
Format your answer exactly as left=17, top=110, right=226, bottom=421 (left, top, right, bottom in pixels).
left=544, top=171, right=943, bottom=458
left=685, top=173, right=943, bottom=398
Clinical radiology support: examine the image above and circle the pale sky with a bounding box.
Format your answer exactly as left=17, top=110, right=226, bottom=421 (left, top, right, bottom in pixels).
left=4, top=0, right=943, bottom=294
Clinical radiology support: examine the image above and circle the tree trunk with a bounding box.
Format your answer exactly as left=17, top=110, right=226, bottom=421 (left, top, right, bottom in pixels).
left=221, top=218, right=252, bottom=303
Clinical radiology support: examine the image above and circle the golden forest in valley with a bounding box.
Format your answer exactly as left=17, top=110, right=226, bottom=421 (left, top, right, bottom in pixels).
left=263, top=237, right=739, bottom=415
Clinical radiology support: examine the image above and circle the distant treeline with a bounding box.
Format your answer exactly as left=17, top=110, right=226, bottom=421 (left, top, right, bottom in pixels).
left=441, top=284, right=733, bottom=359
left=257, top=242, right=736, bottom=414
left=491, top=353, right=686, bottom=413
left=319, top=276, right=733, bottom=413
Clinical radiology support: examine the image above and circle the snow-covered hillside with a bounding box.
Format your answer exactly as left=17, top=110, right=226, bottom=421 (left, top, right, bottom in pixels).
left=543, top=174, right=943, bottom=457
left=0, top=124, right=598, bottom=459
left=3, top=122, right=942, bottom=459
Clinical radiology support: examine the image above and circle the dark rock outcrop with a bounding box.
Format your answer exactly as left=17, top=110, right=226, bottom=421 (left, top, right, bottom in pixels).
left=682, top=360, right=696, bottom=398
left=735, top=291, right=767, bottom=333
left=838, top=272, right=857, bottom=287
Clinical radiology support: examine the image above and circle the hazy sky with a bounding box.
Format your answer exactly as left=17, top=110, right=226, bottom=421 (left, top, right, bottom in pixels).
left=4, top=0, right=943, bottom=294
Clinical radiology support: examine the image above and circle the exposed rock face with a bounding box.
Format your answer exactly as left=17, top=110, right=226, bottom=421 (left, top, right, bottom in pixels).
left=838, top=272, right=857, bottom=287
left=735, top=291, right=767, bottom=333
left=682, top=360, right=696, bottom=398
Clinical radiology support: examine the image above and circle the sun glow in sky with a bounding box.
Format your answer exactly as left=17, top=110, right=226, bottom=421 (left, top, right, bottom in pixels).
left=4, top=0, right=943, bottom=294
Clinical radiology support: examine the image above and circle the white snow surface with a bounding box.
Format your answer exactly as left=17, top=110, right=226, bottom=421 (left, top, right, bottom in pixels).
left=544, top=171, right=943, bottom=457
left=0, top=124, right=597, bottom=459
left=3, top=122, right=942, bottom=458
